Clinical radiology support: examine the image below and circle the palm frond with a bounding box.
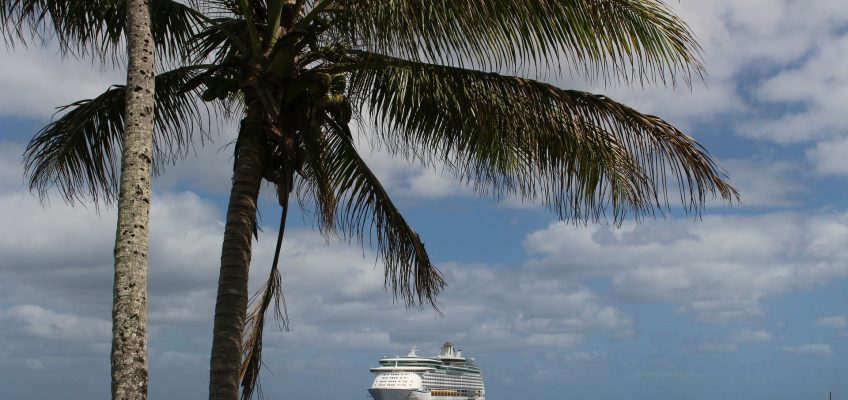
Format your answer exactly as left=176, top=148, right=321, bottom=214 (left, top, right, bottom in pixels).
left=343, top=51, right=737, bottom=222
left=189, top=0, right=239, bottom=18
left=330, top=0, right=703, bottom=85
left=296, top=125, right=338, bottom=232
left=311, top=117, right=445, bottom=308
left=187, top=15, right=249, bottom=64
left=24, top=65, right=215, bottom=204
left=1, top=0, right=203, bottom=63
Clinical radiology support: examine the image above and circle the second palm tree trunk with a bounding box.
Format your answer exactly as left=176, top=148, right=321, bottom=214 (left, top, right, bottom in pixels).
left=209, top=112, right=268, bottom=399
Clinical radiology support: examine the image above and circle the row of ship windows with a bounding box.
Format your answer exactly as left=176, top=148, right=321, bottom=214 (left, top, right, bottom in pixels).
left=424, top=377, right=480, bottom=381
left=425, top=387, right=485, bottom=391
left=423, top=377, right=482, bottom=379
left=430, top=390, right=485, bottom=397
left=423, top=382, right=482, bottom=386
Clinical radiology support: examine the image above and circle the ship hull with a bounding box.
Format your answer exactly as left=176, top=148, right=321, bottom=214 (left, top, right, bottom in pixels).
left=368, top=389, right=485, bottom=400
left=368, top=388, right=430, bottom=400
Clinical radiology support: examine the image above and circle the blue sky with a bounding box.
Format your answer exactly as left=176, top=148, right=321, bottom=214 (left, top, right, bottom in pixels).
left=1, top=1, right=847, bottom=399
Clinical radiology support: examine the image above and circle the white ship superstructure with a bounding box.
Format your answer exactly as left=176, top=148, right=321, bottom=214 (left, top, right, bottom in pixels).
left=368, top=342, right=485, bottom=400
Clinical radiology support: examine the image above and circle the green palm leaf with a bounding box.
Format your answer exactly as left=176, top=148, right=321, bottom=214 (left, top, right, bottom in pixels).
left=331, top=0, right=703, bottom=84
left=296, top=126, right=339, bottom=231
left=0, top=0, right=202, bottom=62
left=342, top=51, right=737, bottom=222
left=187, top=15, right=249, bottom=64
left=304, top=117, right=446, bottom=308
left=24, top=65, right=215, bottom=204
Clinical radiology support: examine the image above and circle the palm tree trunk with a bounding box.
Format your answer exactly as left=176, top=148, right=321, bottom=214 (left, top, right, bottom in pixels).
left=111, top=0, right=155, bottom=399
left=209, top=111, right=267, bottom=399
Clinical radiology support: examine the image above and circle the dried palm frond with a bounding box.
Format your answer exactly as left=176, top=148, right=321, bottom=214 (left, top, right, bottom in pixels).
left=240, top=190, right=290, bottom=400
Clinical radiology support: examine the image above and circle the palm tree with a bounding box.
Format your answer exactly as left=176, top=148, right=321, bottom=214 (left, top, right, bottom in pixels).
left=15, top=1, right=739, bottom=399
left=194, top=1, right=739, bottom=397
left=1, top=1, right=200, bottom=398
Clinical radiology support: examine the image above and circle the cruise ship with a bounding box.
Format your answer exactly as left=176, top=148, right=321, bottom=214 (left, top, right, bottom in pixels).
left=368, top=342, right=485, bottom=400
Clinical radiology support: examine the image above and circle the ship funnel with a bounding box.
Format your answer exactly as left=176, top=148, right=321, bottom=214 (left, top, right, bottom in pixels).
left=407, top=345, right=417, bottom=357
left=440, top=341, right=455, bottom=357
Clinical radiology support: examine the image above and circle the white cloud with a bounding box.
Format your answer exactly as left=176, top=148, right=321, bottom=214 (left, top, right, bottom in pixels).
left=0, top=138, right=632, bottom=368
left=815, top=316, right=848, bottom=328
left=259, top=240, right=633, bottom=352
left=550, top=0, right=848, bottom=135
left=153, top=121, right=239, bottom=195
left=2, top=305, right=110, bottom=342
left=154, top=351, right=204, bottom=369
left=0, top=46, right=121, bottom=118
left=524, top=333, right=582, bottom=348
left=743, top=33, right=848, bottom=144
left=523, top=213, right=848, bottom=322
left=0, top=142, right=26, bottom=194
left=510, top=283, right=632, bottom=331
left=721, top=158, right=805, bottom=207
left=732, top=328, right=773, bottom=343
left=562, top=351, right=607, bottom=362
left=554, top=0, right=848, bottom=156
left=353, top=129, right=474, bottom=200
left=783, top=344, right=833, bottom=356
left=807, top=138, right=848, bottom=176
left=696, top=343, right=738, bottom=353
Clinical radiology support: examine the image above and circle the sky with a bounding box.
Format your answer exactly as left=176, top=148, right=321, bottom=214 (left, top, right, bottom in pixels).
left=1, top=1, right=847, bottom=399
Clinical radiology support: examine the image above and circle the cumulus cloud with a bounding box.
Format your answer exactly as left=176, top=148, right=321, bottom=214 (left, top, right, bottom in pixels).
left=720, top=158, right=805, bottom=207
left=0, top=142, right=26, bottom=194
left=0, top=181, right=631, bottom=375
left=259, top=240, right=633, bottom=353
left=551, top=0, right=848, bottom=175
left=695, top=343, right=738, bottom=353
left=0, top=304, right=111, bottom=374
left=783, top=344, right=833, bottom=356
left=0, top=137, right=640, bottom=388
left=732, top=328, right=773, bottom=343
left=562, top=351, right=607, bottom=362
left=524, top=333, right=582, bottom=348
left=351, top=128, right=474, bottom=201
left=152, top=125, right=239, bottom=195
left=745, top=33, right=848, bottom=144
left=523, top=213, right=848, bottom=322
left=547, top=0, right=848, bottom=135
left=815, top=316, right=848, bottom=328
left=0, top=46, right=121, bottom=118
left=2, top=305, right=110, bottom=342
left=807, top=138, right=848, bottom=176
